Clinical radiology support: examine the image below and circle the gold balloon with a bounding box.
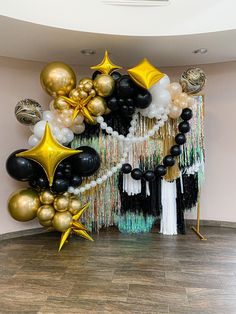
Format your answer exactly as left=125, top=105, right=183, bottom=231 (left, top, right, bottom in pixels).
left=16, top=123, right=81, bottom=186
left=128, top=58, right=165, bottom=90
left=79, top=77, right=93, bottom=86
left=53, top=97, right=70, bottom=110
left=87, top=96, right=107, bottom=116
left=39, top=219, right=52, bottom=227
left=54, top=195, right=69, bottom=212
left=69, top=197, right=82, bottom=215
left=37, top=205, right=55, bottom=221
left=40, top=62, right=76, bottom=97
left=39, top=190, right=54, bottom=205
left=69, top=89, right=80, bottom=101
left=90, top=51, right=122, bottom=75
left=8, top=188, right=40, bottom=222
left=104, top=107, right=111, bottom=115
left=94, top=75, right=115, bottom=97
left=52, top=211, right=73, bottom=232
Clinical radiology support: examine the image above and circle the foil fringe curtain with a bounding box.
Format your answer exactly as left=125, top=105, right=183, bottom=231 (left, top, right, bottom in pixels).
left=71, top=96, right=205, bottom=233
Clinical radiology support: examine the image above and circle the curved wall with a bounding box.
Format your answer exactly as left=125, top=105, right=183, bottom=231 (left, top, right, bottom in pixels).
left=0, top=56, right=235, bottom=235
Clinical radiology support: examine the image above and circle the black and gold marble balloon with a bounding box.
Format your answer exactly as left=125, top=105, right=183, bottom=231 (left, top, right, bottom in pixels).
left=15, top=99, right=43, bottom=126
left=180, top=67, right=206, bottom=95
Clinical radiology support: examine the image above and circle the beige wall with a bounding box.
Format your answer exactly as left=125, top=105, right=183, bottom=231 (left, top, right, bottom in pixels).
left=0, top=56, right=235, bottom=234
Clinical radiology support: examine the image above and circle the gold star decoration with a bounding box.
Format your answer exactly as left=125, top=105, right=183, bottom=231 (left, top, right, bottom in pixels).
left=59, top=202, right=93, bottom=252
left=90, top=50, right=122, bottom=75
left=60, top=95, right=95, bottom=123
left=128, top=58, right=165, bottom=90
left=16, top=123, right=81, bottom=186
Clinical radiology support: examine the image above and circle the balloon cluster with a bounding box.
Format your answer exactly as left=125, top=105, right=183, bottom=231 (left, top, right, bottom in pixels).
left=6, top=146, right=100, bottom=193
left=105, top=73, right=152, bottom=117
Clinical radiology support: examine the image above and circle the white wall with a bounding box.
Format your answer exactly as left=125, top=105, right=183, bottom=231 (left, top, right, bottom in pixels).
left=0, top=56, right=235, bottom=234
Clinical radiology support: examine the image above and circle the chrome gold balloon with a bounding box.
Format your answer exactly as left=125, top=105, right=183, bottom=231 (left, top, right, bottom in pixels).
left=52, top=211, right=73, bottom=232
left=69, top=197, right=82, bottom=215
left=54, top=195, right=69, bottom=212
left=37, top=205, right=55, bottom=221
left=87, top=96, right=107, bottom=117
left=8, top=188, right=40, bottom=222
left=39, top=219, right=52, bottom=227
left=39, top=190, right=54, bottom=205
left=40, top=62, right=76, bottom=97
left=53, top=97, right=70, bottom=110
left=69, top=89, right=80, bottom=102
left=93, top=75, right=115, bottom=97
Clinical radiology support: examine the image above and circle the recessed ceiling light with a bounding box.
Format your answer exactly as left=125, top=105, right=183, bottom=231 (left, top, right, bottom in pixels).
left=81, top=49, right=96, bottom=56
left=193, top=48, right=208, bottom=54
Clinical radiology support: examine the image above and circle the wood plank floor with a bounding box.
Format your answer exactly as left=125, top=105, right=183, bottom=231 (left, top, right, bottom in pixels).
left=0, top=226, right=236, bottom=313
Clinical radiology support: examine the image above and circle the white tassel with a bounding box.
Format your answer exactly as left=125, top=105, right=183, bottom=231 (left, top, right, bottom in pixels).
left=160, top=179, right=177, bottom=235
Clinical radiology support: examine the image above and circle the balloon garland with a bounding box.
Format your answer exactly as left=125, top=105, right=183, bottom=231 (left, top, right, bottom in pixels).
left=6, top=50, right=206, bottom=250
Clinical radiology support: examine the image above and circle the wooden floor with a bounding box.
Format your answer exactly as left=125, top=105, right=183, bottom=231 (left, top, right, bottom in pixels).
left=1, top=227, right=236, bottom=314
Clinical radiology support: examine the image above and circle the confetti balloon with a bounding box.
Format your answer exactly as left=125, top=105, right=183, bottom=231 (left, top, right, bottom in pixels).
left=180, top=67, right=206, bottom=95
left=15, top=99, right=43, bottom=126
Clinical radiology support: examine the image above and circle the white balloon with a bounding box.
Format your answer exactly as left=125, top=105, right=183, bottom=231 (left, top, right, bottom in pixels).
left=52, top=126, right=60, bottom=136
left=158, top=75, right=170, bottom=89
left=33, top=120, right=46, bottom=138
left=55, top=133, right=63, bottom=143
left=70, top=123, right=85, bottom=134
left=73, top=114, right=84, bottom=125
left=61, top=127, right=70, bottom=136
left=65, top=129, right=74, bottom=143
left=43, top=110, right=54, bottom=122
left=28, top=134, right=40, bottom=147
left=151, top=89, right=171, bottom=107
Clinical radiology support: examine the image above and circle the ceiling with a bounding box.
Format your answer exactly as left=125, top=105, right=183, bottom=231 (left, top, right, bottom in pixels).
left=0, top=0, right=236, bottom=67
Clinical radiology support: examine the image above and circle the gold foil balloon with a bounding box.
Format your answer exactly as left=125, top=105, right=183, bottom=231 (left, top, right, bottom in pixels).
left=40, top=62, right=76, bottom=97
left=90, top=51, right=122, bottom=75
left=37, top=205, right=55, bottom=221
left=52, top=211, right=73, bottom=232
left=15, top=99, right=43, bottom=126
left=16, top=123, right=81, bottom=186
left=39, top=190, right=54, bottom=205
left=8, top=188, right=40, bottom=222
left=128, top=58, right=164, bottom=90
left=54, top=195, right=69, bottom=212
left=87, top=96, right=107, bottom=116
left=93, top=75, right=115, bottom=97
left=180, top=67, right=206, bottom=95
left=69, top=197, right=82, bottom=215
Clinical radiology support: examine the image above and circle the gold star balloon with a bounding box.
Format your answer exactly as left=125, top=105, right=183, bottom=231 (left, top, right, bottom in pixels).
left=128, top=58, right=165, bottom=90
left=58, top=202, right=93, bottom=252
left=90, top=51, right=122, bottom=75
left=16, top=123, right=81, bottom=186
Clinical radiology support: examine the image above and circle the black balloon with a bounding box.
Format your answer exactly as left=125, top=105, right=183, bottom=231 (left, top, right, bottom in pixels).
left=131, top=168, right=143, bottom=180
left=178, top=121, right=190, bottom=133
left=107, top=96, right=119, bottom=111
left=70, top=175, right=83, bottom=187
left=121, top=163, right=132, bottom=174
left=135, top=90, right=152, bottom=109
left=181, top=108, right=193, bottom=121
left=120, top=104, right=135, bottom=117
left=126, top=98, right=134, bottom=107
left=51, top=178, right=69, bottom=193
left=143, top=170, right=155, bottom=182
left=68, top=146, right=100, bottom=177
left=36, top=176, right=49, bottom=189
left=175, top=133, right=186, bottom=145
left=163, top=155, right=175, bottom=167
left=170, top=145, right=182, bottom=156
left=55, top=171, right=64, bottom=179
left=117, top=75, right=135, bottom=99
left=154, top=165, right=167, bottom=177
left=6, top=149, right=40, bottom=182
left=92, top=71, right=101, bottom=80
left=111, top=71, right=122, bottom=82
left=64, top=167, right=72, bottom=179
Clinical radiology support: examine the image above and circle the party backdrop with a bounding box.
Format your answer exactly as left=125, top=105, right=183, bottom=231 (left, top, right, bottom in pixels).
left=5, top=51, right=206, bottom=250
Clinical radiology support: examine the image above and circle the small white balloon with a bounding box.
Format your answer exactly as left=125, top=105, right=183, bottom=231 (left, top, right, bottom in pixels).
left=70, top=123, right=85, bottom=135
left=43, top=110, right=54, bottom=122
left=28, top=134, right=40, bottom=147
left=73, top=114, right=84, bottom=125
left=33, top=120, right=46, bottom=138
left=66, top=129, right=74, bottom=143
left=151, top=89, right=171, bottom=107
left=157, top=75, right=170, bottom=89
left=55, top=133, right=63, bottom=143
